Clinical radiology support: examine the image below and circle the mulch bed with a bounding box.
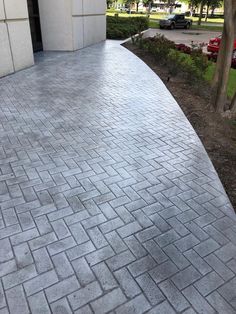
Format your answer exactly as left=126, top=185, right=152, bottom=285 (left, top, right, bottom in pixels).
left=123, top=42, right=236, bottom=211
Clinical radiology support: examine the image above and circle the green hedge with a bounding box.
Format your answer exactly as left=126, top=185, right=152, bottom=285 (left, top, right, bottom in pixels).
left=107, top=16, right=149, bottom=39
left=142, top=35, right=209, bottom=85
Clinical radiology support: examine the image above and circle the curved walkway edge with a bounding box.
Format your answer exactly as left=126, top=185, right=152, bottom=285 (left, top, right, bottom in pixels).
left=0, top=40, right=235, bottom=314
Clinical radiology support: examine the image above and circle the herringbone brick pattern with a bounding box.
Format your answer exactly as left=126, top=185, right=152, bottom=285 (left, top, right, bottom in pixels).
left=0, top=41, right=235, bottom=314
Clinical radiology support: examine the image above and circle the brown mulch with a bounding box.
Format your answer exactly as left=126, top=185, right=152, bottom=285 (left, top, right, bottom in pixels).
left=123, top=42, right=236, bottom=211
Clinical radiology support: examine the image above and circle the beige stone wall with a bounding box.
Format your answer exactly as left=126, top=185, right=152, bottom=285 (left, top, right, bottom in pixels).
left=0, top=0, right=34, bottom=78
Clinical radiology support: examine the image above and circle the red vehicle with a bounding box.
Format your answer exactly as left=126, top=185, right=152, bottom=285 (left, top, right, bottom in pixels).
left=207, top=35, right=236, bottom=57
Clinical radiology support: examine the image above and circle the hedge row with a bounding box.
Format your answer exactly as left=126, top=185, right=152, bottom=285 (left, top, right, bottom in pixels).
left=107, top=16, right=149, bottom=39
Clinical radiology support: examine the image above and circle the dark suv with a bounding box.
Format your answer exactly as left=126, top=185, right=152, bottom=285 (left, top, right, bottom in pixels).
left=159, top=14, right=192, bottom=30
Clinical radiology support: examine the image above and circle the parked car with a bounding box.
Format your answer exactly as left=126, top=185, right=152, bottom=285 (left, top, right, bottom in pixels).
left=151, top=7, right=158, bottom=13
left=159, top=14, right=192, bottom=30
left=207, top=35, right=236, bottom=58
left=119, top=7, right=129, bottom=13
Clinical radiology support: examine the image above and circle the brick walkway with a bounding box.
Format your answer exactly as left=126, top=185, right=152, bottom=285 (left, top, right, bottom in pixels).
left=0, top=41, right=236, bottom=314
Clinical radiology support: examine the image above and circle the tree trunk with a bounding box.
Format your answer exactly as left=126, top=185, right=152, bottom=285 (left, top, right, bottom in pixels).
left=198, top=2, right=204, bottom=26
left=136, top=2, right=139, bottom=12
left=205, top=4, right=209, bottom=22
left=211, top=1, right=236, bottom=113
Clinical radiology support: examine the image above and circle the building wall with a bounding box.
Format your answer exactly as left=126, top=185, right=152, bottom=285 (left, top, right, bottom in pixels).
left=0, top=0, right=106, bottom=78
left=0, top=0, right=34, bottom=78
left=39, top=0, right=106, bottom=51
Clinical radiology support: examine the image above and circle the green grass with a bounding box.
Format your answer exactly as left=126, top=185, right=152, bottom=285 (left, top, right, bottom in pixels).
left=107, top=11, right=224, bottom=23
left=205, top=63, right=236, bottom=98
left=191, top=24, right=223, bottom=32
left=107, top=12, right=223, bottom=32
left=149, top=20, right=160, bottom=29
left=191, top=16, right=224, bottom=24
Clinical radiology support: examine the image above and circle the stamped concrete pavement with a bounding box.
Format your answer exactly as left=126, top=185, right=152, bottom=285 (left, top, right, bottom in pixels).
left=0, top=40, right=236, bottom=314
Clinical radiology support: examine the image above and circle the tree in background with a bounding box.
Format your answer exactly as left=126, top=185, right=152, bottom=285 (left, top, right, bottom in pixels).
left=211, top=0, right=236, bottom=114
left=142, top=0, right=154, bottom=13
left=180, top=0, right=223, bottom=24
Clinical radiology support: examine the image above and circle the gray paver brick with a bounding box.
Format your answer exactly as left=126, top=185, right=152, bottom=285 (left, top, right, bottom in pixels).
left=47, top=236, right=77, bottom=256
left=29, top=232, right=57, bottom=251
left=52, top=252, right=74, bottom=279
left=0, top=282, right=6, bottom=309
left=0, top=238, right=13, bottom=263
left=205, top=253, right=234, bottom=280
left=11, top=228, right=39, bottom=246
left=51, top=219, right=70, bottom=239
left=91, top=288, right=126, bottom=314
left=116, top=294, right=151, bottom=314
left=0, top=41, right=235, bottom=314
left=13, top=242, right=33, bottom=268
left=183, top=285, right=215, bottom=314
left=87, top=227, right=108, bottom=249
left=86, top=245, right=115, bottom=266
left=74, top=305, right=92, bottom=314
left=68, top=281, right=102, bottom=310
left=207, top=291, right=236, bottom=314
left=124, top=235, right=147, bottom=258
left=105, top=231, right=127, bottom=253
left=92, top=262, right=117, bottom=291
left=218, top=277, right=236, bottom=307
left=137, top=272, right=165, bottom=305
left=24, top=269, right=58, bottom=296
left=115, top=268, right=141, bottom=298
left=155, top=229, right=180, bottom=248
left=0, top=259, right=17, bottom=278
left=3, top=264, right=37, bottom=290
left=149, top=260, right=178, bottom=284
left=184, top=249, right=211, bottom=275
left=6, top=285, right=29, bottom=314
left=72, top=257, right=95, bottom=285
left=194, top=238, right=220, bottom=257
left=194, top=271, right=224, bottom=297
left=33, top=247, right=53, bottom=273
left=107, top=249, right=135, bottom=271
left=164, top=244, right=190, bottom=269
left=28, top=291, right=51, bottom=314
left=51, top=297, right=73, bottom=314
left=99, top=217, right=124, bottom=234
left=136, top=226, right=161, bottom=243
left=171, top=266, right=201, bottom=290
left=46, top=275, right=80, bottom=303
left=143, top=239, right=168, bottom=264
left=69, top=223, right=89, bottom=244
left=174, top=234, right=200, bottom=252
left=159, top=279, right=189, bottom=312
left=214, top=242, right=236, bottom=262
left=147, top=300, right=176, bottom=314
left=67, top=241, right=95, bottom=261
left=117, top=221, right=142, bottom=238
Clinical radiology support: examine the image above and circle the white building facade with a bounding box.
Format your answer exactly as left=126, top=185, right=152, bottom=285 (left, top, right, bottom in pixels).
left=0, top=0, right=106, bottom=78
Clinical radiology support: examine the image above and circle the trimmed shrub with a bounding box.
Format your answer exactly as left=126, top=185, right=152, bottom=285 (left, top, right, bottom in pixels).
left=138, top=35, right=209, bottom=85
left=107, top=16, right=149, bottom=39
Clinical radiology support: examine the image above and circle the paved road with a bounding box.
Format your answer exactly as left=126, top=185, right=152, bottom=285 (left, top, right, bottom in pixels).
left=0, top=40, right=235, bottom=314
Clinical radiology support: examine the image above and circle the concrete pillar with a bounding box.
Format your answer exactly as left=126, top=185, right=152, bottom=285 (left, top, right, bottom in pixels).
left=38, top=0, right=106, bottom=51
left=0, top=0, right=34, bottom=78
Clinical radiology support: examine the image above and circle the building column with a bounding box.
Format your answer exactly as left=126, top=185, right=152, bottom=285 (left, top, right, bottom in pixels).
left=38, top=0, right=106, bottom=51
left=0, top=0, right=34, bottom=78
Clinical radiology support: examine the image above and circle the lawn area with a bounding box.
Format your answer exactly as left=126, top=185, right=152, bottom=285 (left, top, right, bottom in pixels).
left=191, top=24, right=223, bottom=31
left=205, top=64, right=236, bottom=99
left=107, top=11, right=224, bottom=24
left=107, top=12, right=223, bottom=31
left=148, top=21, right=223, bottom=31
